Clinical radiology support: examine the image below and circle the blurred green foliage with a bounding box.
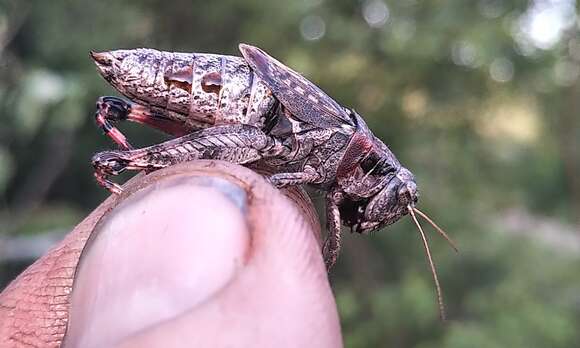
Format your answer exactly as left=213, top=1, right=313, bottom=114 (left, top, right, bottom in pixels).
left=1, top=0, right=579, bottom=346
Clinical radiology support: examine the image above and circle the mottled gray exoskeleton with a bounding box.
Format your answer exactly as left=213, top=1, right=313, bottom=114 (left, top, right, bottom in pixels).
left=90, top=44, right=457, bottom=319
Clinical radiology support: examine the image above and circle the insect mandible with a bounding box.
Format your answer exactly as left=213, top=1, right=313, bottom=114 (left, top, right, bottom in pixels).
left=89, top=44, right=457, bottom=319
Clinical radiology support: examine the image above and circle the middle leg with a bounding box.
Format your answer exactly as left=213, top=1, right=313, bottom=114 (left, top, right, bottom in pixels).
left=268, top=166, right=320, bottom=188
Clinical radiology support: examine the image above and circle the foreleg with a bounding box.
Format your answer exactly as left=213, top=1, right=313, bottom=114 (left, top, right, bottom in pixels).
left=323, top=190, right=345, bottom=271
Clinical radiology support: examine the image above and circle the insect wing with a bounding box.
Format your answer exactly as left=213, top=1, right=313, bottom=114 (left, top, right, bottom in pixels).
left=239, top=44, right=354, bottom=129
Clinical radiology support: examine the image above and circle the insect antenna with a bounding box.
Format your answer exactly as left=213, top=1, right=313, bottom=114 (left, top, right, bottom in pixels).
left=408, top=205, right=446, bottom=321
left=413, top=207, right=458, bottom=252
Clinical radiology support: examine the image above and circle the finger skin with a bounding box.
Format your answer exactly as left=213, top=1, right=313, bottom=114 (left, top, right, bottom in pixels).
left=64, top=176, right=254, bottom=347
left=0, top=161, right=342, bottom=348
left=0, top=192, right=115, bottom=348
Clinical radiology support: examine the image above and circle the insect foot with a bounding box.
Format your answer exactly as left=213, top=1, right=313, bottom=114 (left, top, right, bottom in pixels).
left=95, top=96, right=134, bottom=150
left=92, top=151, right=129, bottom=194
left=97, top=96, right=131, bottom=122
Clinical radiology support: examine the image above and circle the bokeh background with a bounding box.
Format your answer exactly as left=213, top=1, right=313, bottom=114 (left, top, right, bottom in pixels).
left=1, top=0, right=579, bottom=346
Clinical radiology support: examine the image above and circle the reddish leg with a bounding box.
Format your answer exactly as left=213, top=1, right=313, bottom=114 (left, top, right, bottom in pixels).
left=95, top=97, right=134, bottom=150
left=95, top=96, right=192, bottom=150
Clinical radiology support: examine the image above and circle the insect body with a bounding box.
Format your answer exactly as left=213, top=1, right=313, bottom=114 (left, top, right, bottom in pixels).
left=90, top=44, right=456, bottom=319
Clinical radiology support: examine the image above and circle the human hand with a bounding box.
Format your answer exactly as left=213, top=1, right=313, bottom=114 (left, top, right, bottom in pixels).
left=0, top=161, right=342, bottom=347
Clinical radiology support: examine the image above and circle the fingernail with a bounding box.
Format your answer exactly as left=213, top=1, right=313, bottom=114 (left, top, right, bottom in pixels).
left=161, top=176, right=247, bottom=214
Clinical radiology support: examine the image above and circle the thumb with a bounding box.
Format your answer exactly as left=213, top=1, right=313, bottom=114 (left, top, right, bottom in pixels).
left=56, top=160, right=342, bottom=347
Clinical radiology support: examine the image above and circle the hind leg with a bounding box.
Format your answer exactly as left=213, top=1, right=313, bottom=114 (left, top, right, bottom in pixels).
left=94, top=96, right=194, bottom=150
left=94, top=97, right=135, bottom=150
left=92, top=124, right=289, bottom=194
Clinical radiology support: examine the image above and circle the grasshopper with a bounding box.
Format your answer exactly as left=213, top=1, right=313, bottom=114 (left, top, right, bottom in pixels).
left=90, top=44, right=457, bottom=319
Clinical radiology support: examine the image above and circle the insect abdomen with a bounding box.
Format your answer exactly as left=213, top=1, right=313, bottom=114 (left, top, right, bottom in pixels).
left=114, top=49, right=276, bottom=129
